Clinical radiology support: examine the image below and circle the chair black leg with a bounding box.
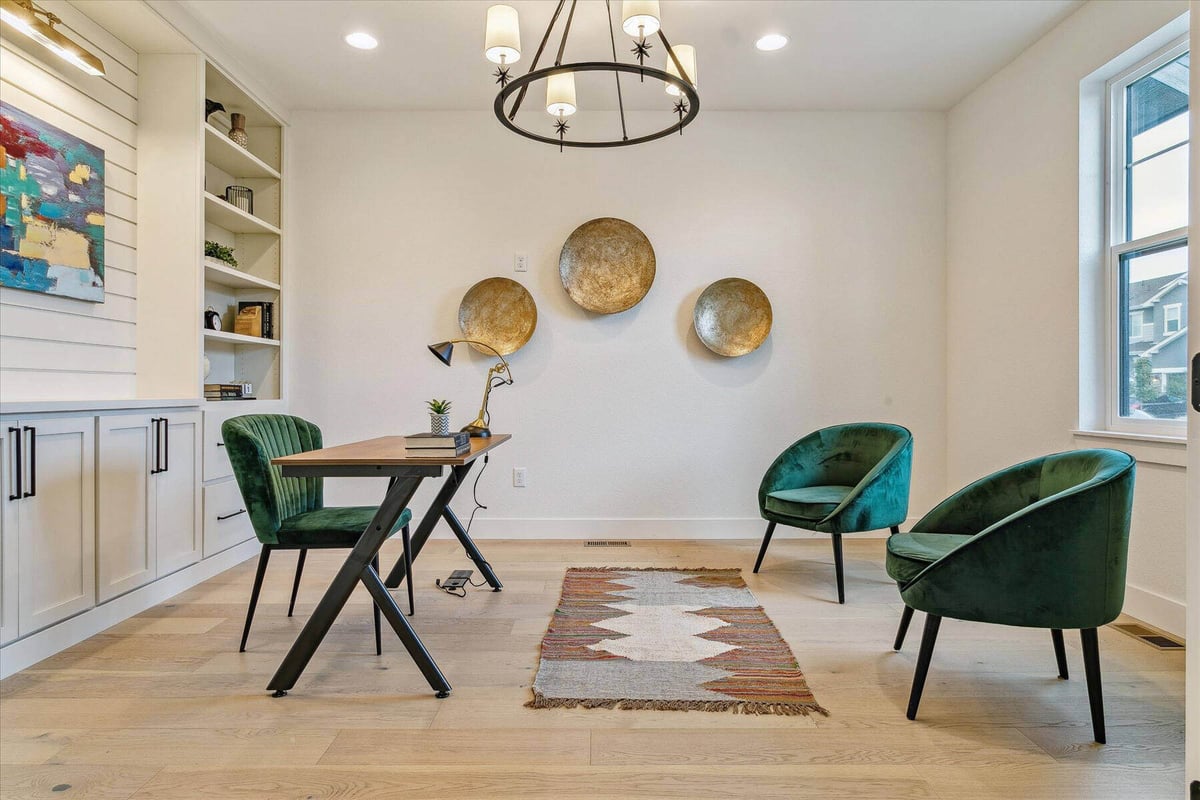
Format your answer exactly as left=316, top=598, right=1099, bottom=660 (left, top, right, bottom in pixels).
left=890, top=525, right=900, bottom=535
left=831, top=533, right=845, bottom=604
left=402, top=524, right=414, bottom=616
left=753, top=521, right=776, bottom=574
left=906, top=613, right=941, bottom=720
left=894, top=605, right=914, bottom=651
left=1080, top=627, right=1106, bottom=743
left=371, top=555, right=382, bottom=656
left=1052, top=628, right=1069, bottom=680
left=288, top=549, right=307, bottom=618
left=239, top=545, right=272, bottom=653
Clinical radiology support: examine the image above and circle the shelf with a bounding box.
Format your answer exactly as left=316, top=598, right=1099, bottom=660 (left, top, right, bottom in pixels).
left=204, top=258, right=280, bottom=291
left=204, top=192, right=281, bottom=235
left=204, top=123, right=280, bottom=179
left=204, top=329, right=280, bottom=347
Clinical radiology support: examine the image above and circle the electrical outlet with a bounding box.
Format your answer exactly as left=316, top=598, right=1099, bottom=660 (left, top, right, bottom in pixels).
left=514, top=253, right=529, bottom=272
left=513, top=467, right=528, bottom=487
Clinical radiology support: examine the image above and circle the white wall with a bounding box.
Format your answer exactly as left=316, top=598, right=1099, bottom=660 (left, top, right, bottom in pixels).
left=288, top=110, right=947, bottom=537
left=945, top=0, right=1189, bottom=634
left=0, top=1, right=138, bottom=401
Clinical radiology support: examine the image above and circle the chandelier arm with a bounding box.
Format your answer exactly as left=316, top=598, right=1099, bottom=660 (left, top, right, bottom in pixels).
left=554, top=0, right=579, bottom=67
left=508, top=0, right=567, bottom=121
left=657, top=28, right=693, bottom=87
left=604, top=0, right=629, bottom=142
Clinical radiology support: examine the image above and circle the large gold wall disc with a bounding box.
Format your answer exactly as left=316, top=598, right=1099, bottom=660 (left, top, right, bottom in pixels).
left=458, top=277, right=537, bottom=355
left=693, top=278, right=773, bottom=357
left=559, top=217, right=656, bottom=314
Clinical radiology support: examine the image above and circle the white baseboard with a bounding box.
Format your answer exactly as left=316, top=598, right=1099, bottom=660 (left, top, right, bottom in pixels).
left=1122, top=583, right=1186, bottom=639
left=448, top=517, right=922, bottom=540
left=0, top=539, right=259, bottom=679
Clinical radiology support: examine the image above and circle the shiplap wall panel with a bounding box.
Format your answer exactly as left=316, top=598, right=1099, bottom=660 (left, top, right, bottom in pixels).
left=0, top=6, right=138, bottom=400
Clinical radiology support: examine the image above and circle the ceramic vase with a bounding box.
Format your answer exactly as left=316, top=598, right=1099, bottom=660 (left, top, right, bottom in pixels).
left=228, top=113, right=249, bottom=148
left=430, top=413, right=451, bottom=436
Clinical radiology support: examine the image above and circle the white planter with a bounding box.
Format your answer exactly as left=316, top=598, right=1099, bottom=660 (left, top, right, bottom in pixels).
left=430, top=413, right=451, bottom=436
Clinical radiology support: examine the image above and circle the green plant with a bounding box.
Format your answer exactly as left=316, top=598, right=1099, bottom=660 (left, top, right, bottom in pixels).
left=204, top=240, right=238, bottom=268
left=1131, top=357, right=1157, bottom=403
left=426, top=398, right=452, bottom=414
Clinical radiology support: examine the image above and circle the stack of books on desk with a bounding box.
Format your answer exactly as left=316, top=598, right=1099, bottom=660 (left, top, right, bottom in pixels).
left=403, top=431, right=470, bottom=456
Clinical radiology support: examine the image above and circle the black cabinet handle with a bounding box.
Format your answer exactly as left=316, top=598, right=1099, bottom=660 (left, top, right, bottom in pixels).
left=7, top=427, right=20, bottom=501
left=216, top=508, right=246, bottom=521
left=150, top=418, right=162, bottom=474
left=162, top=417, right=169, bottom=473
left=216, top=441, right=225, bottom=447
left=22, top=426, right=35, bottom=498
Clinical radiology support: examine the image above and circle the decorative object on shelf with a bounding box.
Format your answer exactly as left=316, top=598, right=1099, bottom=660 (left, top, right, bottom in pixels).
left=0, top=101, right=105, bottom=302
left=223, top=185, right=253, bottom=215
left=0, top=0, right=105, bottom=75
left=204, top=240, right=238, bottom=269
left=427, top=339, right=514, bottom=438
left=204, top=306, right=223, bottom=331
left=427, top=399, right=453, bottom=436
left=237, top=301, right=274, bottom=338
left=228, top=112, right=249, bottom=148
left=559, top=217, right=655, bottom=314
left=234, top=304, right=265, bottom=338
left=482, top=0, right=698, bottom=149
left=205, top=382, right=253, bottom=400
left=204, top=354, right=212, bottom=380
left=205, top=98, right=226, bottom=120
left=693, top=277, right=772, bottom=357
left=458, top=277, right=537, bottom=356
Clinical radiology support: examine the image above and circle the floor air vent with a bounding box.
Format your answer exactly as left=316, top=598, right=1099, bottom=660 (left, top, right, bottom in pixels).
left=1111, top=622, right=1184, bottom=650
left=585, top=540, right=631, bottom=547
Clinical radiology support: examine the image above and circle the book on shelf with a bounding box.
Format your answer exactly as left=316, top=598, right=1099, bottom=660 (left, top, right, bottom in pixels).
left=403, top=432, right=470, bottom=449
left=205, top=382, right=253, bottom=400
left=235, top=301, right=275, bottom=339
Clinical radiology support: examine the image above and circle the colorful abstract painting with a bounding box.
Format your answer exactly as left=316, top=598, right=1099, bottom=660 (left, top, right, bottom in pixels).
left=0, top=101, right=105, bottom=302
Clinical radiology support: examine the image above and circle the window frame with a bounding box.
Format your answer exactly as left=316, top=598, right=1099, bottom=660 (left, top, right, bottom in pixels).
left=1163, top=302, right=1182, bottom=335
left=1104, top=35, right=1189, bottom=436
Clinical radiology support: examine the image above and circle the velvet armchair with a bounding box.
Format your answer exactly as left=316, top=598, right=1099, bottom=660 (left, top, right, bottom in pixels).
left=887, top=448, right=1135, bottom=743
left=755, top=422, right=913, bottom=603
left=222, top=414, right=414, bottom=652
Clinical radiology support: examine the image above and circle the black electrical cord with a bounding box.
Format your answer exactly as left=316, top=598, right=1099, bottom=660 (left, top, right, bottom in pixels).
left=435, top=453, right=494, bottom=594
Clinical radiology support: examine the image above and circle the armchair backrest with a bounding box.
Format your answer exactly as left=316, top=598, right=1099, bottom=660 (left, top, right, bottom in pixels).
left=222, top=414, right=324, bottom=545
left=808, top=423, right=913, bottom=488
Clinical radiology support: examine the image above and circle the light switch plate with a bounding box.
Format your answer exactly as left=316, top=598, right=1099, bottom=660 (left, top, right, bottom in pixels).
left=513, top=467, right=527, bottom=487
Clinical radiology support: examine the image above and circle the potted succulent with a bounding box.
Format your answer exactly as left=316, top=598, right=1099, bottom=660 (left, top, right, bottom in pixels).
left=427, top=398, right=452, bottom=436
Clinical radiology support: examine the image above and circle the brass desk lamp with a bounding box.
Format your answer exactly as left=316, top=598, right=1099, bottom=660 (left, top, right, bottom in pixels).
left=427, top=340, right=513, bottom=438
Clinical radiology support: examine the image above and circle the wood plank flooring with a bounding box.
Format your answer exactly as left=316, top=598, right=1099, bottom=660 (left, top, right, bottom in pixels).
left=0, top=538, right=1185, bottom=799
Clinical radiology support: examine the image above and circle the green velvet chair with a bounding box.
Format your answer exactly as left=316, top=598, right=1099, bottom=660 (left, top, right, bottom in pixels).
left=222, top=414, right=414, bottom=653
left=887, top=448, right=1135, bottom=743
left=755, top=423, right=913, bottom=603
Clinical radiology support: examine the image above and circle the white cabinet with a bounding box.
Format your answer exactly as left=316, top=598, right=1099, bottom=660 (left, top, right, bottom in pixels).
left=7, top=417, right=96, bottom=637
left=203, top=479, right=254, bottom=557
left=97, top=411, right=201, bottom=601
left=0, top=426, right=18, bottom=645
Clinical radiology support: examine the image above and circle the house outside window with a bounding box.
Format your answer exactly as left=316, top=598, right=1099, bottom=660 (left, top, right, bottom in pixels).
left=1107, top=39, right=1188, bottom=430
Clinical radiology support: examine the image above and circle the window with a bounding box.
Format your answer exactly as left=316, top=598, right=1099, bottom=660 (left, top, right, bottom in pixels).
left=1107, top=39, right=1188, bottom=430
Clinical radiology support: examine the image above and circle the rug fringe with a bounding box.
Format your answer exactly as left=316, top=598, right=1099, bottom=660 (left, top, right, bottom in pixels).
left=525, top=690, right=829, bottom=717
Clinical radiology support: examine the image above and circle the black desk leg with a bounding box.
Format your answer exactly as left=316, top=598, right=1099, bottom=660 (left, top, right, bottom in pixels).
left=266, top=476, right=449, bottom=697
left=360, top=563, right=450, bottom=697
left=441, top=506, right=502, bottom=591
left=385, top=462, right=501, bottom=592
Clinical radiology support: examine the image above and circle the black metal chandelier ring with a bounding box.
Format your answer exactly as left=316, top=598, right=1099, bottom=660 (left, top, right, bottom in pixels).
left=494, top=62, right=700, bottom=149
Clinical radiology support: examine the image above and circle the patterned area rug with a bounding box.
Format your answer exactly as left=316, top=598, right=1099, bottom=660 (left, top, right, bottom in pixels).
left=528, top=567, right=827, bottom=716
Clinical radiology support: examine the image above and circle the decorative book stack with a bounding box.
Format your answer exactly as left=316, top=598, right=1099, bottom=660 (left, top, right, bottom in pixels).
left=403, top=431, right=470, bottom=457
left=234, top=301, right=275, bottom=339
left=205, top=382, right=254, bottom=401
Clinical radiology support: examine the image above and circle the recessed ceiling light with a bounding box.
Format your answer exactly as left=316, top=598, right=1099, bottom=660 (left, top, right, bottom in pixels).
left=344, top=31, right=378, bottom=50
left=755, top=34, right=788, bottom=52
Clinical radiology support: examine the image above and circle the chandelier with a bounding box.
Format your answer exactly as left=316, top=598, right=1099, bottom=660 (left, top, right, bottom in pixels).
left=483, top=1, right=699, bottom=149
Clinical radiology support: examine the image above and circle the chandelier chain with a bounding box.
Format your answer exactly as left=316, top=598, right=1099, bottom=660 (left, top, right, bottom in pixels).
left=604, top=0, right=629, bottom=142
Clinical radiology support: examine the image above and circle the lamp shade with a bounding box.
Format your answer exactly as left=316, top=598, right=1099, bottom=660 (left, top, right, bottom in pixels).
left=428, top=341, right=455, bottom=366
left=546, top=72, right=577, bottom=116
left=484, top=4, right=521, bottom=64
left=664, top=44, right=696, bottom=96
left=621, top=0, right=660, bottom=37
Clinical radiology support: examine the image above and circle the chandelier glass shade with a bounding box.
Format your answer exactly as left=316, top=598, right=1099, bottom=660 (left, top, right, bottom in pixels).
left=483, top=0, right=699, bottom=149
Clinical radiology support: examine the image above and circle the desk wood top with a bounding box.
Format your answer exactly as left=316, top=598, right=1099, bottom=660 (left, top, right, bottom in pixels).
left=271, top=434, right=510, bottom=468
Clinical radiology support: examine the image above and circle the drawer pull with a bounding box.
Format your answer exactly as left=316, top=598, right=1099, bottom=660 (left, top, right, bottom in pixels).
left=216, top=442, right=225, bottom=447
left=217, top=508, right=247, bottom=521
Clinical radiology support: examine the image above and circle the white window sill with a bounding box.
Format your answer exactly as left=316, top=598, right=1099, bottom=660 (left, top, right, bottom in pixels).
left=1072, top=429, right=1186, bottom=468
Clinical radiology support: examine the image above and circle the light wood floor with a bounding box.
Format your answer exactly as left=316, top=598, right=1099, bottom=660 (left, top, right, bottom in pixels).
left=0, top=538, right=1184, bottom=799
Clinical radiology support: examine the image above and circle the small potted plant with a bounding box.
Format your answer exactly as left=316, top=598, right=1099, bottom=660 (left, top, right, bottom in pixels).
left=427, top=399, right=452, bottom=436
left=204, top=240, right=238, bottom=270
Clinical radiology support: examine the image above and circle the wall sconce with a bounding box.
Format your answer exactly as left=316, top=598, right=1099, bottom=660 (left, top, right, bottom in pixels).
left=0, top=0, right=105, bottom=77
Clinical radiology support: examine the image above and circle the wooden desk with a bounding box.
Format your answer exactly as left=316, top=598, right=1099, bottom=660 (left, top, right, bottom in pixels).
left=266, top=434, right=510, bottom=698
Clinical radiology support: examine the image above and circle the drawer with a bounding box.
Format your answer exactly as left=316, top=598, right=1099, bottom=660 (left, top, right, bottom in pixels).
left=203, top=409, right=234, bottom=482
left=203, top=479, right=254, bottom=557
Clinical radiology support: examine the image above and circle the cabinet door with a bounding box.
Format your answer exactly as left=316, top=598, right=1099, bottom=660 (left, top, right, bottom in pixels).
left=17, top=416, right=96, bottom=636
left=0, top=426, right=18, bottom=645
left=155, top=412, right=201, bottom=576
left=97, top=415, right=157, bottom=602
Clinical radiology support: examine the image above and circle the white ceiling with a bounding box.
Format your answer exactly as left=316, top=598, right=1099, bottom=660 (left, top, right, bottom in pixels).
left=175, top=0, right=1082, bottom=112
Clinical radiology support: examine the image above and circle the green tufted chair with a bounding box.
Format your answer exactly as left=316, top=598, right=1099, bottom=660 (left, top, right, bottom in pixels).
left=222, top=414, right=413, bottom=653
left=887, top=449, right=1135, bottom=743
left=755, top=423, right=913, bottom=603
